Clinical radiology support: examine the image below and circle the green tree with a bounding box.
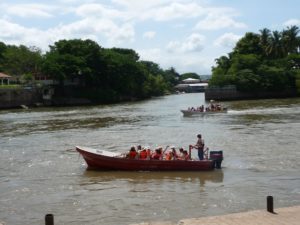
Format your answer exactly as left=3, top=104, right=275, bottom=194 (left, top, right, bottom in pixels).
left=102, top=48, right=149, bottom=99
left=0, top=42, right=7, bottom=71
left=233, top=32, right=262, bottom=55
left=214, top=55, right=231, bottom=73
left=42, top=39, right=104, bottom=87
left=163, top=67, right=180, bottom=89
left=2, top=45, right=42, bottom=77
left=21, top=73, right=34, bottom=84
left=180, top=72, right=200, bottom=81
left=227, top=54, right=261, bottom=76
left=235, top=69, right=261, bottom=91
left=140, top=61, right=164, bottom=76
left=111, top=48, right=140, bottom=61
left=257, top=65, right=290, bottom=91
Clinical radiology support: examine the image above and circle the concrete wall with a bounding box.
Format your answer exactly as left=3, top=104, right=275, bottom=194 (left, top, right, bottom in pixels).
left=0, top=88, right=42, bottom=109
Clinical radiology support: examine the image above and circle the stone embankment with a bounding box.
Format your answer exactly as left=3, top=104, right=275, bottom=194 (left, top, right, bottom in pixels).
left=0, top=88, right=42, bottom=109
left=205, top=86, right=297, bottom=101
left=131, top=205, right=300, bottom=225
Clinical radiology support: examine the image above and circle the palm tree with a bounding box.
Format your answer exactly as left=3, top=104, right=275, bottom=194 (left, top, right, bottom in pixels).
left=259, top=28, right=271, bottom=56
left=282, top=25, right=300, bottom=54
left=215, top=56, right=230, bottom=70
left=266, top=31, right=286, bottom=58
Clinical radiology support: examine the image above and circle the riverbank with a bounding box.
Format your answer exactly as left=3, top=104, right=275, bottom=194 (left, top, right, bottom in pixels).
left=0, top=88, right=43, bottom=109
left=131, top=205, right=300, bottom=225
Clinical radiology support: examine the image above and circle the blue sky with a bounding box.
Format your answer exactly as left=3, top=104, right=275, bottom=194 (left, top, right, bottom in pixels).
left=0, top=0, right=299, bottom=74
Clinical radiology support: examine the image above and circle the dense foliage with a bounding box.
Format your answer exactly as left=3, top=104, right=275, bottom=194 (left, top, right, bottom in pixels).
left=210, top=26, right=300, bottom=92
left=0, top=39, right=181, bottom=102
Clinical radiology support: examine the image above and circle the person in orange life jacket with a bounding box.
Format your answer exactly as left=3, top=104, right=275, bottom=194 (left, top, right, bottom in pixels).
left=139, top=148, right=147, bottom=159
left=194, top=134, right=205, bottom=160
left=128, top=146, right=137, bottom=159
left=165, top=150, right=174, bottom=160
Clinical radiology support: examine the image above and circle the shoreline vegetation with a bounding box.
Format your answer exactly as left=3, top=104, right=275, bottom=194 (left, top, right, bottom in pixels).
left=210, top=26, right=300, bottom=96
left=0, top=26, right=300, bottom=109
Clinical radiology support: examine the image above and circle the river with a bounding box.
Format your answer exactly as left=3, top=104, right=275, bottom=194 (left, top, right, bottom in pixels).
left=0, top=93, right=299, bottom=225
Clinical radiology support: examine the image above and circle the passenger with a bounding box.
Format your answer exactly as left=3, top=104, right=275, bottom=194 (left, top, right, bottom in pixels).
left=151, top=148, right=162, bottom=160
left=158, top=146, right=164, bottom=159
left=201, top=105, right=204, bottom=112
left=128, top=146, right=137, bottom=159
left=182, top=150, right=189, bottom=160
left=170, top=146, right=178, bottom=159
left=145, top=146, right=152, bottom=159
left=165, top=150, right=174, bottom=160
left=178, top=147, right=184, bottom=159
left=139, top=148, right=147, bottom=159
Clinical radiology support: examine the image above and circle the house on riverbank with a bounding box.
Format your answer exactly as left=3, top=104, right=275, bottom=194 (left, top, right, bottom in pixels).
left=0, top=72, right=12, bottom=85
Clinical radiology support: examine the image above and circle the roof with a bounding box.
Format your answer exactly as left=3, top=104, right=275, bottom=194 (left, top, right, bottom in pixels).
left=183, top=78, right=199, bottom=81
left=182, top=78, right=201, bottom=84
left=189, top=83, right=208, bottom=87
left=0, top=72, right=12, bottom=78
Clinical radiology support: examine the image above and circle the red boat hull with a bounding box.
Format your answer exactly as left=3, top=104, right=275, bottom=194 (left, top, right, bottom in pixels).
left=76, top=146, right=215, bottom=171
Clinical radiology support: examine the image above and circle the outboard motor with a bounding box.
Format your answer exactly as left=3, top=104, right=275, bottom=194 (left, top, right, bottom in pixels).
left=209, top=151, right=223, bottom=169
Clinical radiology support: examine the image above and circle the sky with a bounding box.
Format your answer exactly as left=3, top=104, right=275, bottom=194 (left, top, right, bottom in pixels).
left=0, top=0, right=299, bottom=75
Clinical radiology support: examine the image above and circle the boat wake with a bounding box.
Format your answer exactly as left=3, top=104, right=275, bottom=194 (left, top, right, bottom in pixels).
left=228, top=106, right=300, bottom=115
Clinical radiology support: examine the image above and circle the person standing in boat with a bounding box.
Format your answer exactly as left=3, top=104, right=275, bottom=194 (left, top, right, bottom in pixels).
left=193, top=134, right=205, bottom=160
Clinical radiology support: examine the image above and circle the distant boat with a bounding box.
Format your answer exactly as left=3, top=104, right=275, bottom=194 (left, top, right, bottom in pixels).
left=181, top=101, right=228, bottom=116
left=181, top=108, right=228, bottom=116
left=76, top=146, right=218, bottom=171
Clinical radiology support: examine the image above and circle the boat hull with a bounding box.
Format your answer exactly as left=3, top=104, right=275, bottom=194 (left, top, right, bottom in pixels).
left=76, top=146, right=215, bottom=171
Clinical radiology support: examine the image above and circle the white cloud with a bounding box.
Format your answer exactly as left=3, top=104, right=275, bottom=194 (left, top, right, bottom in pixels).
left=75, top=3, right=125, bottom=20
left=283, top=19, right=300, bottom=27
left=6, top=4, right=55, bottom=18
left=0, top=19, right=58, bottom=51
left=142, top=2, right=206, bottom=21
left=0, top=16, right=135, bottom=50
left=214, top=33, right=241, bottom=48
left=195, top=8, right=247, bottom=30
left=143, top=31, right=156, bottom=39
left=138, top=47, right=213, bottom=74
left=50, top=18, right=135, bottom=46
left=167, top=33, right=205, bottom=53
left=112, top=0, right=173, bottom=11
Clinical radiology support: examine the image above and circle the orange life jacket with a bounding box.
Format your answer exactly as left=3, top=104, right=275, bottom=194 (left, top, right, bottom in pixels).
left=129, top=151, right=137, bottom=159
left=165, top=152, right=172, bottom=160
left=139, top=150, right=147, bottom=159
